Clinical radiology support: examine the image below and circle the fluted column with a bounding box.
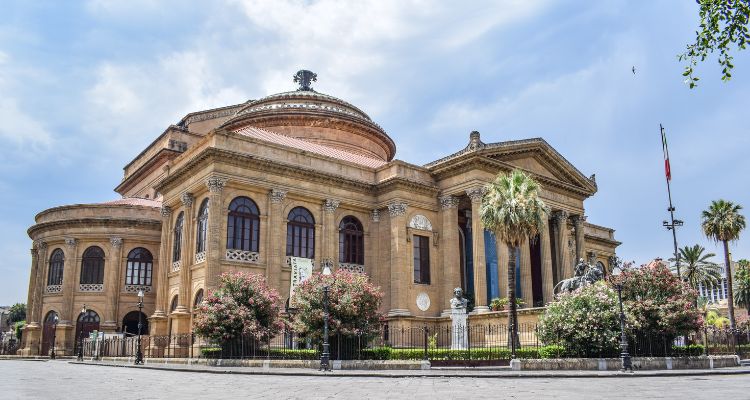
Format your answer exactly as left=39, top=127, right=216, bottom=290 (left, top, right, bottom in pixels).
left=467, top=187, right=489, bottom=313
left=553, top=210, right=570, bottom=280
left=61, top=238, right=78, bottom=324
left=205, top=177, right=227, bottom=290
left=25, top=245, right=40, bottom=326
left=267, top=189, right=287, bottom=292
left=387, top=202, right=409, bottom=317
left=572, top=214, right=586, bottom=264
left=154, top=206, right=171, bottom=318
left=103, top=237, right=123, bottom=331
left=439, top=195, right=460, bottom=314
left=322, top=199, right=340, bottom=268
left=32, top=241, right=48, bottom=327
left=519, top=238, right=533, bottom=307
left=175, top=193, right=194, bottom=313
left=540, top=218, right=554, bottom=304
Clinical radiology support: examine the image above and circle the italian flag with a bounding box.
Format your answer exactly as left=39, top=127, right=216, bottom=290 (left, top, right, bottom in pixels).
left=661, top=124, right=671, bottom=182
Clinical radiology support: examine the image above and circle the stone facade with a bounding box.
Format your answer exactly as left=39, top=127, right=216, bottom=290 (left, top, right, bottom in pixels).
left=20, top=71, right=619, bottom=356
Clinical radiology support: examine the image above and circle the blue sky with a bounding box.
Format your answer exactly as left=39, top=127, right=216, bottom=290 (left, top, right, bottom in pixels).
left=1, top=0, right=748, bottom=305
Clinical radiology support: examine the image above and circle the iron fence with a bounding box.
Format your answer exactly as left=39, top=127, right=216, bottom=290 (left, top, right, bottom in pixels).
left=82, top=324, right=750, bottom=362
left=0, top=341, right=19, bottom=355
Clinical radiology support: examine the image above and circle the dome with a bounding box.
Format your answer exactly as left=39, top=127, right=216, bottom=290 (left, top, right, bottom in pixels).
left=220, top=70, right=396, bottom=162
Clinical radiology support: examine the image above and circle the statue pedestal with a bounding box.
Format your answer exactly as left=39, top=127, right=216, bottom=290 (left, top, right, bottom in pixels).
left=450, top=307, right=468, bottom=350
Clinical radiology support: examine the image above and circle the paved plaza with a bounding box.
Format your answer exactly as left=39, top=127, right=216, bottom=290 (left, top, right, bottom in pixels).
left=2, top=360, right=750, bottom=399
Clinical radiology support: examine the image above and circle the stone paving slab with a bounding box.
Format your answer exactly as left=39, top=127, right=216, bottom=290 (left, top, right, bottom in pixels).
left=70, top=360, right=750, bottom=379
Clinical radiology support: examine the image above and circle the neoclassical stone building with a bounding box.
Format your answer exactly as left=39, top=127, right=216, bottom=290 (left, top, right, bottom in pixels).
left=20, top=70, right=619, bottom=355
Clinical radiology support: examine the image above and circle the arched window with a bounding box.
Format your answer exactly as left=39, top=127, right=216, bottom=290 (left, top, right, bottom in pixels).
left=196, top=198, right=209, bottom=254
left=75, top=309, right=100, bottom=352
left=193, top=289, right=204, bottom=308
left=125, top=248, right=153, bottom=286
left=173, top=212, right=184, bottom=262
left=170, top=295, right=179, bottom=313
left=286, top=207, right=315, bottom=258
left=80, top=246, right=105, bottom=284
left=47, top=249, right=64, bottom=285
left=122, top=311, right=149, bottom=336
left=339, top=216, right=364, bottom=265
left=227, top=197, right=260, bottom=252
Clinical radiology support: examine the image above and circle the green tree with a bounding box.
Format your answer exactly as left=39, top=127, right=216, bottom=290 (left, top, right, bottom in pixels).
left=680, top=0, right=750, bottom=87
left=701, top=199, right=746, bottom=329
left=734, top=259, right=750, bottom=315
left=8, top=303, right=26, bottom=323
left=480, top=169, right=549, bottom=351
left=669, top=245, right=722, bottom=295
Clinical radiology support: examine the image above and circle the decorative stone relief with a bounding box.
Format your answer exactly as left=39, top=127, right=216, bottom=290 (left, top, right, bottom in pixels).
left=195, top=251, right=206, bottom=264
left=171, top=261, right=181, bottom=273
left=65, top=238, right=77, bottom=247
left=160, top=205, right=172, bottom=218
left=110, top=237, right=123, bottom=248
left=416, top=292, right=431, bottom=311
left=408, top=214, right=433, bottom=231
left=79, top=284, right=103, bottom=292
left=337, top=263, right=365, bottom=274
left=45, top=285, right=62, bottom=294
left=552, top=210, right=569, bottom=225
left=439, top=195, right=459, bottom=209
left=226, top=249, right=260, bottom=264
left=181, top=192, right=194, bottom=207
left=323, top=199, right=340, bottom=213
left=124, top=285, right=151, bottom=294
left=388, top=202, right=407, bottom=217
left=33, top=240, right=47, bottom=251
left=370, top=209, right=380, bottom=222
left=206, top=176, right=228, bottom=193
left=269, top=189, right=287, bottom=204
left=466, top=131, right=486, bottom=151
left=466, top=187, right=486, bottom=202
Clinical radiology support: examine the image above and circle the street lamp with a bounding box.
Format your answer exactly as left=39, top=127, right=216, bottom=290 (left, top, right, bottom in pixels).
left=77, top=304, right=86, bottom=362
left=320, top=263, right=332, bottom=372
left=50, top=314, right=59, bottom=360
left=611, top=268, right=632, bottom=372
left=135, top=289, right=145, bottom=365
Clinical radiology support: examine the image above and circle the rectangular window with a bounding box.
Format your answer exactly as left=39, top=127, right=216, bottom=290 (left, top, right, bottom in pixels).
left=413, top=235, right=430, bottom=284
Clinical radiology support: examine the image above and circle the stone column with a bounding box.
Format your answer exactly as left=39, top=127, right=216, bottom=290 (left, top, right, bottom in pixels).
left=61, top=238, right=78, bottom=324
left=572, top=214, right=586, bottom=264
left=205, top=177, right=227, bottom=290
left=439, top=195, right=460, bottom=315
left=496, top=240, right=508, bottom=299
left=153, top=206, right=172, bottom=325
left=25, top=245, right=40, bottom=326
left=20, top=242, right=44, bottom=355
left=267, top=189, right=287, bottom=292
left=32, top=241, right=48, bottom=326
left=175, top=194, right=194, bottom=314
left=387, top=202, right=410, bottom=317
left=102, top=237, right=123, bottom=331
left=322, top=199, right=340, bottom=268
left=467, top=187, right=489, bottom=313
left=540, top=218, right=554, bottom=304
left=519, top=238, right=533, bottom=307
left=553, top=210, right=570, bottom=280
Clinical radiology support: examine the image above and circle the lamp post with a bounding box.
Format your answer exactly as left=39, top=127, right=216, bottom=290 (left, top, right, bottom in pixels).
left=77, top=304, right=86, bottom=362
left=50, top=314, right=59, bottom=360
left=135, top=289, right=145, bottom=365
left=611, top=268, right=632, bottom=372
left=320, top=263, right=332, bottom=371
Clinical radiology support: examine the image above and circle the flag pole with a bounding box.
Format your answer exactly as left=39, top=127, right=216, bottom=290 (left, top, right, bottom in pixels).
left=660, top=124, right=682, bottom=278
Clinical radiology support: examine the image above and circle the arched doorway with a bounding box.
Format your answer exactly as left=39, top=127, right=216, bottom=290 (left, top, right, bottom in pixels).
left=41, top=311, right=58, bottom=356
left=122, top=311, right=149, bottom=336
left=74, top=310, right=100, bottom=352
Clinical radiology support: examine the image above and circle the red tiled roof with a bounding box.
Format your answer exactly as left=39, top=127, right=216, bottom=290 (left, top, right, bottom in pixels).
left=100, top=198, right=162, bottom=208
left=234, top=126, right=387, bottom=169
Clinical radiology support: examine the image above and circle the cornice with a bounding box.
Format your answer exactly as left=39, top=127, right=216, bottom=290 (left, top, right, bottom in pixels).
left=115, top=148, right=181, bottom=194
left=28, top=218, right=161, bottom=238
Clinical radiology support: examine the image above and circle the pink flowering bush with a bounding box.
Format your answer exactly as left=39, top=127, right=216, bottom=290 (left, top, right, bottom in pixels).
left=291, top=270, right=383, bottom=343
left=537, top=282, right=621, bottom=357
left=613, top=262, right=701, bottom=336
left=193, top=272, right=283, bottom=343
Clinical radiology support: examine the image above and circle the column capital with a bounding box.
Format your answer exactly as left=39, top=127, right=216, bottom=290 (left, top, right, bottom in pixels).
left=387, top=202, right=407, bottom=217
left=160, top=205, right=172, bottom=218
left=206, top=176, right=228, bottom=193
left=269, top=189, right=287, bottom=204
left=322, top=199, right=340, bottom=214
left=110, top=237, right=123, bottom=248
left=33, top=239, right=47, bottom=251
left=439, top=195, right=459, bottom=209
left=370, top=209, right=381, bottom=222
left=552, top=210, right=569, bottom=224
left=64, top=238, right=77, bottom=248
left=570, top=214, right=586, bottom=225
left=466, top=187, right=486, bottom=203
left=181, top=192, right=194, bottom=207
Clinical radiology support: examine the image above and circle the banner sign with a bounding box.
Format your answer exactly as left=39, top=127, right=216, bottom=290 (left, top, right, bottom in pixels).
left=289, top=257, right=313, bottom=306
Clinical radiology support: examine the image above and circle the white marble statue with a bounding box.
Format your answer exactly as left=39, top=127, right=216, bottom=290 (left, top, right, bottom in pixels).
left=450, top=287, right=468, bottom=350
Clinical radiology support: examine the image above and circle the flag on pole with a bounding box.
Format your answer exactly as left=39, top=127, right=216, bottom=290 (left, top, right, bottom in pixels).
left=660, top=124, right=671, bottom=182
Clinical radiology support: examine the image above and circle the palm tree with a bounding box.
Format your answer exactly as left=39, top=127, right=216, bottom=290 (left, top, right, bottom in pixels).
left=734, top=259, right=750, bottom=316
left=480, top=169, right=548, bottom=354
left=701, top=200, right=746, bottom=330
left=669, top=244, right=721, bottom=295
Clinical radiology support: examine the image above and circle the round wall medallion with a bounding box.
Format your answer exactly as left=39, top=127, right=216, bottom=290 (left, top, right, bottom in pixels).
left=416, top=292, right=431, bottom=311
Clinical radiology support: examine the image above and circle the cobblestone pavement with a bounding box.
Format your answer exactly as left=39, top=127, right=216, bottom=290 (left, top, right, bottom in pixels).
left=2, top=360, right=749, bottom=400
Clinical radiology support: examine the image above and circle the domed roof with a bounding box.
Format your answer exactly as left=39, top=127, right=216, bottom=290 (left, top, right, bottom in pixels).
left=220, top=70, right=396, bottom=161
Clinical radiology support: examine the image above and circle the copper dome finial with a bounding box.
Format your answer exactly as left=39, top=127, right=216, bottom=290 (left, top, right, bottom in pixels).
left=293, top=70, right=317, bottom=91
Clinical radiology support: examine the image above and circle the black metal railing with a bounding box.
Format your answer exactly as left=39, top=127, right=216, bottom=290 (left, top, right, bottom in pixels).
left=0, top=341, right=19, bottom=355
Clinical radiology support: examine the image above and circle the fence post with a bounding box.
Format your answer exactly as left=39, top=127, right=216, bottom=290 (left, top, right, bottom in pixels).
left=423, top=326, right=428, bottom=361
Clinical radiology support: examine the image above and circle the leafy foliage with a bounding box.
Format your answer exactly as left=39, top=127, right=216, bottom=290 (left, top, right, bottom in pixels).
left=8, top=303, right=26, bottom=323
left=670, top=244, right=722, bottom=290
left=290, top=269, right=383, bottom=343
left=193, top=272, right=283, bottom=343
left=734, top=259, right=750, bottom=313
left=14, top=321, right=25, bottom=340
left=537, top=282, right=621, bottom=357
left=489, top=297, right=525, bottom=311
left=679, top=0, right=750, bottom=87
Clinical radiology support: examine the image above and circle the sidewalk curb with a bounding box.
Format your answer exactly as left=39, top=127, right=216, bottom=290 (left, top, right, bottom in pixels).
left=67, top=361, right=750, bottom=379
